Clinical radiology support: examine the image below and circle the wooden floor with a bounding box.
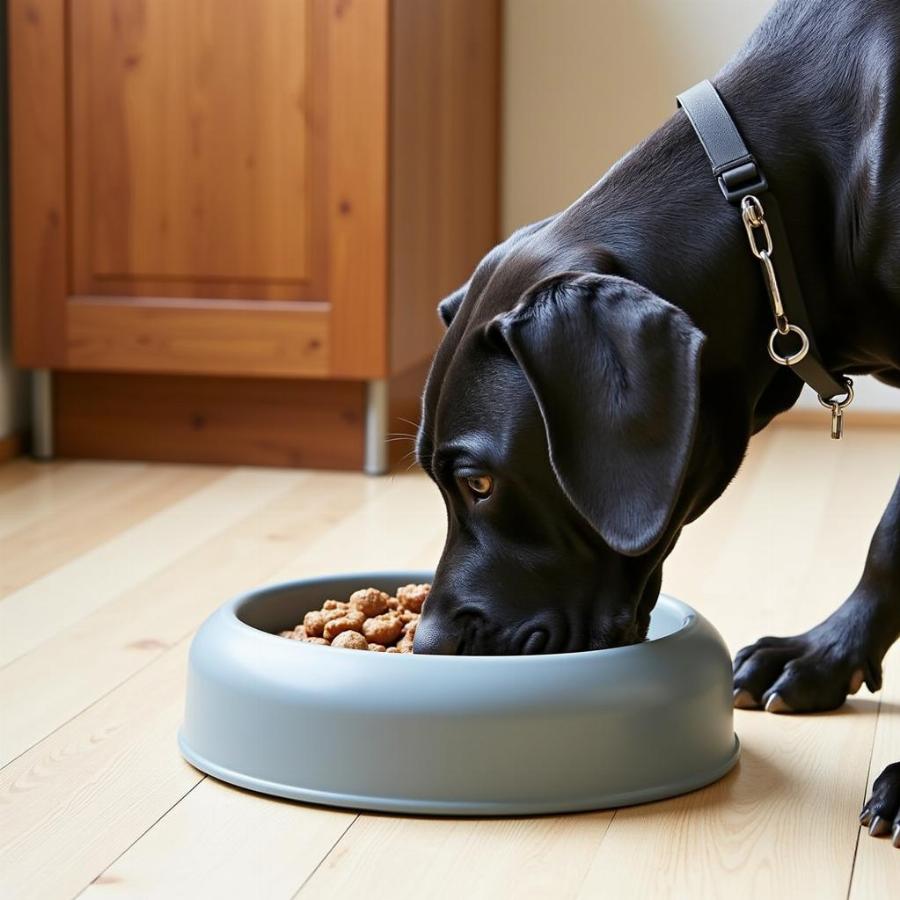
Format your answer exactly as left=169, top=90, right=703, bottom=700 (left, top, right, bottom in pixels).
left=1, top=424, right=898, bottom=899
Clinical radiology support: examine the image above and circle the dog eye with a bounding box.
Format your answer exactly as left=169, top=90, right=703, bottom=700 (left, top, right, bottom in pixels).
left=464, top=474, right=493, bottom=499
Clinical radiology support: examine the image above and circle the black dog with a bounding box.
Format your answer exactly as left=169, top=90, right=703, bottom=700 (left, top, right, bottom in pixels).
left=413, top=0, right=900, bottom=845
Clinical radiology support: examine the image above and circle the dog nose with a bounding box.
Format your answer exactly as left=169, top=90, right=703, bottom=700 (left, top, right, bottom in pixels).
left=412, top=618, right=462, bottom=655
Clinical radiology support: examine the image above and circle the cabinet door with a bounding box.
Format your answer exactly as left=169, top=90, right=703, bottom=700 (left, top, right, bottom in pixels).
left=10, top=0, right=388, bottom=379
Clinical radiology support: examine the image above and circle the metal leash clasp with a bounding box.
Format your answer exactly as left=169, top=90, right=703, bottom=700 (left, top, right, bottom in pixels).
left=818, top=378, right=854, bottom=440
left=740, top=196, right=851, bottom=439
left=740, top=196, right=811, bottom=367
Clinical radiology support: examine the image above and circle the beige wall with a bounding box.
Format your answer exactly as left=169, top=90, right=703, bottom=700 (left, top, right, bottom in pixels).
left=502, top=0, right=774, bottom=234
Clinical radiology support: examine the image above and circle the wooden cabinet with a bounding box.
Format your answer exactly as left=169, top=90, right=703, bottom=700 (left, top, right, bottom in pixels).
left=9, top=0, right=500, bottom=470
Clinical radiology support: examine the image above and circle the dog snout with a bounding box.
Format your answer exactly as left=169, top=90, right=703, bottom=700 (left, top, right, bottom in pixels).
left=412, top=617, right=462, bottom=655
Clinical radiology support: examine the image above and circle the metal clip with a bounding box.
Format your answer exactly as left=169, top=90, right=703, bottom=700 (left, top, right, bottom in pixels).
left=817, top=378, right=854, bottom=441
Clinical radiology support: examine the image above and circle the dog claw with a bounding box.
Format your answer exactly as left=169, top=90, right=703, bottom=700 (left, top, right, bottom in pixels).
left=869, top=815, right=890, bottom=837
left=859, top=808, right=872, bottom=826
left=849, top=668, right=865, bottom=695
left=764, top=693, right=792, bottom=714
left=733, top=689, right=759, bottom=709
left=892, top=824, right=900, bottom=848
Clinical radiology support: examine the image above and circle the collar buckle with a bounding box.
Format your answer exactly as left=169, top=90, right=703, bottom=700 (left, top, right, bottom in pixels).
left=717, top=159, right=768, bottom=203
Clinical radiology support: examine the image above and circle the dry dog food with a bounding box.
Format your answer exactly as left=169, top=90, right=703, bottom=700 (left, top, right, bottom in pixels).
left=278, top=583, right=430, bottom=653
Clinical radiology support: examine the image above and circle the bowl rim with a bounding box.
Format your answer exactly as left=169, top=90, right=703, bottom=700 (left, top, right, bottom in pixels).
left=223, top=570, right=703, bottom=663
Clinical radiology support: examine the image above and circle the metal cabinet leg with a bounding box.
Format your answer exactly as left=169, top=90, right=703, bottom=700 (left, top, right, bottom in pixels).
left=31, top=369, right=54, bottom=460
left=364, top=379, right=389, bottom=475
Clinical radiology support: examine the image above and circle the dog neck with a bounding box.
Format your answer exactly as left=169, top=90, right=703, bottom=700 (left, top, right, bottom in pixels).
left=557, top=0, right=900, bottom=427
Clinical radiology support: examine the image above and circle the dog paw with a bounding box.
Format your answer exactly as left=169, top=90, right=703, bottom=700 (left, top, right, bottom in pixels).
left=732, top=630, right=881, bottom=713
left=860, top=763, right=900, bottom=848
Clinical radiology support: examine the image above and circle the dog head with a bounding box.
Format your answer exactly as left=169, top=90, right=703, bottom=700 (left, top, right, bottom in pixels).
left=413, top=221, right=744, bottom=654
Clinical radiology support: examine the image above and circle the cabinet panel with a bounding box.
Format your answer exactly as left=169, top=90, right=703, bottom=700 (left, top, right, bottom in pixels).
left=69, top=0, right=322, bottom=298
left=11, top=0, right=390, bottom=377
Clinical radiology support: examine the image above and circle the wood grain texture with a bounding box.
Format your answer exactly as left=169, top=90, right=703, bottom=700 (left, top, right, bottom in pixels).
left=2, top=426, right=897, bottom=898
left=0, top=464, right=222, bottom=597
left=80, top=779, right=355, bottom=900
left=0, top=468, right=302, bottom=666
left=8, top=0, right=68, bottom=366
left=389, top=0, right=501, bottom=375
left=0, top=640, right=202, bottom=900
left=0, top=473, right=375, bottom=768
left=54, top=372, right=366, bottom=469
left=9, top=0, right=500, bottom=390
left=0, top=433, right=23, bottom=463
left=69, top=0, right=324, bottom=299
left=67, top=298, right=330, bottom=377
left=326, top=0, right=390, bottom=378
left=0, top=461, right=143, bottom=538
left=0, top=458, right=66, bottom=495
left=61, top=475, right=445, bottom=898
left=848, top=643, right=900, bottom=895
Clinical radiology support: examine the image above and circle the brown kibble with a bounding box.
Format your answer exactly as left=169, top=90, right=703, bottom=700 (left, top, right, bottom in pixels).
left=331, top=630, right=368, bottom=650
left=396, top=583, right=430, bottom=613
left=281, top=583, right=427, bottom=652
left=362, top=612, right=404, bottom=645
left=349, top=588, right=390, bottom=618
left=323, top=609, right=366, bottom=641
left=303, top=610, right=325, bottom=637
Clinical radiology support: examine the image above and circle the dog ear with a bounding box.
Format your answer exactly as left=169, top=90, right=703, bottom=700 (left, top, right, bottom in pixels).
left=438, top=285, right=468, bottom=327
left=490, top=274, right=705, bottom=556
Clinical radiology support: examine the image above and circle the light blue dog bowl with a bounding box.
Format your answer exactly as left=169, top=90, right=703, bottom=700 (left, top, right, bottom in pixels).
left=179, top=571, right=739, bottom=815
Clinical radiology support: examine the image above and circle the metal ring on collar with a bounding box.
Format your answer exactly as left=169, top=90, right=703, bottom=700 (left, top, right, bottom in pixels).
left=817, top=377, right=854, bottom=410
left=767, top=324, right=810, bottom=366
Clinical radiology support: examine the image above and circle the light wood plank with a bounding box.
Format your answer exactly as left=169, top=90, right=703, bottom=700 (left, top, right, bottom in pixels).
left=0, top=472, right=442, bottom=899
left=848, top=641, right=900, bottom=896
left=0, top=459, right=65, bottom=495
left=0, top=472, right=381, bottom=767
left=0, top=460, right=145, bottom=538
left=0, top=641, right=201, bottom=900
left=572, top=427, right=898, bottom=900
left=80, top=778, right=355, bottom=900
left=296, top=428, right=897, bottom=900
left=0, top=463, right=223, bottom=597
left=292, top=434, right=773, bottom=899
left=0, top=467, right=305, bottom=666
left=104, top=446, right=770, bottom=900
left=68, top=474, right=446, bottom=898
left=1, top=428, right=897, bottom=900
left=301, top=813, right=614, bottom=900
left=262, top=471, right=445, bottom=584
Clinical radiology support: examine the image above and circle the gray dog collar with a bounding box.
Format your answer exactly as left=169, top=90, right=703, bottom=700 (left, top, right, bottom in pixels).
left=678, top=79, right=854, bottom=437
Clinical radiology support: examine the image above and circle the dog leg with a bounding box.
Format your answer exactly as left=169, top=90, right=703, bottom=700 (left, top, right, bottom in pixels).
left=733, top=475, right=899, bottom=712
left=734, top=475, right=900, bottom=846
